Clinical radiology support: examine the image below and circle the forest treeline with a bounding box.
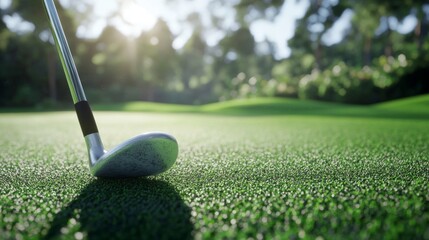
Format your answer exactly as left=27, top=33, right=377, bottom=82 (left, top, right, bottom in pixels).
left=0, top=0, right=428, bottom=107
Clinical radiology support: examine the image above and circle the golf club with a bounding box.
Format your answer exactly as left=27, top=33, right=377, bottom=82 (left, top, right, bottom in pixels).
left=43, top=0, right=178, bottom=178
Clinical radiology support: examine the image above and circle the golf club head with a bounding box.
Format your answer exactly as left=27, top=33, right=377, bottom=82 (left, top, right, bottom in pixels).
left=90, top=132, right=178, bottom=178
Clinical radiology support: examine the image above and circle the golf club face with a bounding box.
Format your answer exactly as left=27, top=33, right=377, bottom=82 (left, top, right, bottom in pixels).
left=90, top=132, right=178, bottom=178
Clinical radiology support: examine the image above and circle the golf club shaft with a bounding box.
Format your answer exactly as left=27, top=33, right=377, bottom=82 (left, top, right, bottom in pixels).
left=43, top=0, right=85, bottom=103
left=43, top=0, right=99, bottom=137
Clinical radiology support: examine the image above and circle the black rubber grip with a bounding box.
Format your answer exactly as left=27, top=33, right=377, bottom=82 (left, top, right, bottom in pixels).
left=74, top=101, right=99, bottom=136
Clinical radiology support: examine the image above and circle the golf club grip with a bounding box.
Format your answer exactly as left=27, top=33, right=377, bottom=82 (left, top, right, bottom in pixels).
left=75, top=101, right=98, bottom=136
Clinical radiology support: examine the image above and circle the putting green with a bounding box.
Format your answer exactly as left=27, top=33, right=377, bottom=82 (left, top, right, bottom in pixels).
left=1, top=98, right=428, bottom=239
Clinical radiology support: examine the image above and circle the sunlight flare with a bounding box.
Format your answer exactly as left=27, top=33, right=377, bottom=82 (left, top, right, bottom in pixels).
left=120, top=1, right=157, bottom=31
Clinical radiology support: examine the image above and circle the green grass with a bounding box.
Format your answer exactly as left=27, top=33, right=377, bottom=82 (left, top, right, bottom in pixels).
left=94, top=97, right=352, bottom=115
left=94, top=101, right=198, bottom=113
left=93, top=95, right=429, bottom=119
left=1, top=96, right=429, bottom=239
left=375, top=94, right=429, bottom=109
left=374, top=94, right=429, bottom=113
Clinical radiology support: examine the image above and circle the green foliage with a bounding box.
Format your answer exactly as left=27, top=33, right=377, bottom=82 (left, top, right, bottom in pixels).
left=0, top=33, right=55, bottom=107
left=294, top=53, right=417, bottom=104
left=0, top=0, right=428, bottom=107
left=221, top=28, right=255, bottom=56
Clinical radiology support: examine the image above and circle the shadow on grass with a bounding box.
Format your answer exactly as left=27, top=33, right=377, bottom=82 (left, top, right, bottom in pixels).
left=44, top=178, right=192, bottom=240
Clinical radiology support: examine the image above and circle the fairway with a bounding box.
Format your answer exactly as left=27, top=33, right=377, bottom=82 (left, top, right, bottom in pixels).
left=1, top=99, right=429, bottom=239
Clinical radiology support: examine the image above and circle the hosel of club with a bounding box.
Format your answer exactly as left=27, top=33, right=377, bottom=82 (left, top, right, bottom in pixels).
left=75, top=102, right=106, bottom=166
left=43, top=0, right=105, bottom=166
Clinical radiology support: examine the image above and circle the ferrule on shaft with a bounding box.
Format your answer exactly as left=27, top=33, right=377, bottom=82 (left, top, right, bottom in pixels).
left=74, top=101, right=99, bottom=136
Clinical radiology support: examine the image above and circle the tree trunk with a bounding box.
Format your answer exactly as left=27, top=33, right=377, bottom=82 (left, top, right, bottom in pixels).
left=415, top=7, right=425, bottom=51
left=364, top=37, right=372, bottom=66
left=47, top=50, right=57, bottom=102
left=315, top=39, right=322, bottom=70
left=384, top=18, right=393, bottom=58
left=145, top=84, right=155, bottom=101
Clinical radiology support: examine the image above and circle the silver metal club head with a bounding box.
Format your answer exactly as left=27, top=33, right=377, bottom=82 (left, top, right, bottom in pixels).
left=43, top=0, right=178, bottom=178
left=86, top=132, right=178, bottom=178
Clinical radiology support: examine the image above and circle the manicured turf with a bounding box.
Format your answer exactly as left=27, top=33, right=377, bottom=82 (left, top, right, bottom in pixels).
left=94, top=95, right=429, bottom=119
left=1, top=96, right=428, bottom=239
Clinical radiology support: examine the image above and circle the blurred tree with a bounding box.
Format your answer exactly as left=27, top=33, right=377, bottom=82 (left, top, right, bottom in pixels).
left=369, top=0, right=429, bottom=50
left=1, top=0, right=428, bottom=107
left=173, top=12, right=207, bottom=103
left=91, top=26, right=138, bottom=102
left=214, top=27, right=259, bottom=100
left=180, top=30, right=208, bottom=100
left=0, top=33, right=49, bottom=106
left=136, top=19, right=178, bottom=101
left=0, top=8, right=11, bottom=50
left=5, top=0, right=77, bottom=103
left=351, top=3, right=380, bottom=66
